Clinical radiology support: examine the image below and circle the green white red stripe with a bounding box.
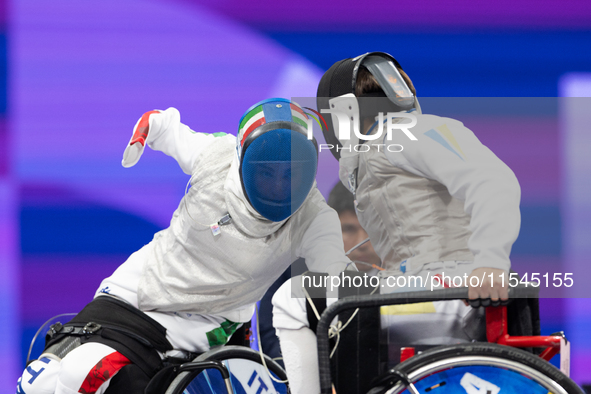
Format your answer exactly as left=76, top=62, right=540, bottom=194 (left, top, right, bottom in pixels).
left=290, top=103, right=309, bottom=129
left=238, top=105, right=265, bottom=146
left=238, top=102, right=310, bottom=148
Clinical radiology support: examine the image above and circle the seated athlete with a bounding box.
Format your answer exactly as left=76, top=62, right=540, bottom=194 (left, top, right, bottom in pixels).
left=17, top=98, right=351, bottom=394
left=272, top=52, right=520, bottom=393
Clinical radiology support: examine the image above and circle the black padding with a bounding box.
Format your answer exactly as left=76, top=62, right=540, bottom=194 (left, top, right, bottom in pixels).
left=102, top=363, right=152, bottom=394
left=507, top=297, right=541, bottom=354
left=82, top=329, right=162, bottom=378
left=66, top=296, right=172, bottom=353
left=144, top=365, right=179, bottom=394
left=44, top=296, right=173, bottom=378
left=333, top=271, right=381, bottom=394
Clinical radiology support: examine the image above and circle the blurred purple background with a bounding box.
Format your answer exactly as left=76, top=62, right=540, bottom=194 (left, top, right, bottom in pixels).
left=1, top=0, right=591, bottom=390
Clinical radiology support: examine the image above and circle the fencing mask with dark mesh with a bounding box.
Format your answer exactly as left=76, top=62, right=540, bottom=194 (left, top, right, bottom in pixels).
left=316, top=51, right=417, bottom=161
left=237, top=98, right=318, bottom=222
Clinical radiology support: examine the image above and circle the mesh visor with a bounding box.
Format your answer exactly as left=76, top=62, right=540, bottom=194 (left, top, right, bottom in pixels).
left=241, top=129, right=317, bottom=222
left=363, top=56, right=415, bottom=111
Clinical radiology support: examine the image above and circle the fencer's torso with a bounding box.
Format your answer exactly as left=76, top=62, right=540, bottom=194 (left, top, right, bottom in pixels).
left=355, top=144, right=474, bottom=274
left=100, top=134, right=329, bottom=322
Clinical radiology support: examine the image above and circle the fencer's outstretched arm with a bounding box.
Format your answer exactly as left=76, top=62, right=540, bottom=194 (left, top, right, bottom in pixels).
left=122, top=107, right=221, bottom=174
left=385, top=115, right=520, bottom=299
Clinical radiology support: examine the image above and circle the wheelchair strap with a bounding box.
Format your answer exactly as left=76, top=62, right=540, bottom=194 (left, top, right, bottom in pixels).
left=44, top=296, right=173, bottom=377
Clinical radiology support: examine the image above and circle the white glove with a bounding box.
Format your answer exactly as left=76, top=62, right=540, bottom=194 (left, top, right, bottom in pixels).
left=122, top=110, right=160, bottom=168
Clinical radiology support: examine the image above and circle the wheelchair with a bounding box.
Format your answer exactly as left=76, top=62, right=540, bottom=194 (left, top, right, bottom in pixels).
left=25, top=314, right=289, bottom=394
left=315, top=285, right=584, bottom=394
left=154, top=345, right=288, bottom=394
left=26, top=285, right=582, bottom=394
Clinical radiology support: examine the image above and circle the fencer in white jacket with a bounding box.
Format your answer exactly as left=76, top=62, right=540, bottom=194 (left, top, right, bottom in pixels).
left=17, top=99, right=350, bottom=394
left=273, top=53, right=521, bottom=394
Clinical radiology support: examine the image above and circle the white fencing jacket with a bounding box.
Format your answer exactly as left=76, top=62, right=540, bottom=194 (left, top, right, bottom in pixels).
left=349, top=113, right=521, bottom=275
left=97, top=108, right=349, bottom=324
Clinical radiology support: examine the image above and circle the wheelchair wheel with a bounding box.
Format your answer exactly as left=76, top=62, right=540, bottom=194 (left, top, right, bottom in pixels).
left=367, top=342, right=583, bottom=394
left=164, top=346, right=289, bottom=394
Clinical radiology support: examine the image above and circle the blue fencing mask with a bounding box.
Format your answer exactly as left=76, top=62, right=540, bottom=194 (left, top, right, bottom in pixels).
left=237, top=98, right=318, bottom=222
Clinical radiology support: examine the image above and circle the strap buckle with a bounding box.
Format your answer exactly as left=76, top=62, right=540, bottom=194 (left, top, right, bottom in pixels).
left=82, top=322, right=102, bottom=334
